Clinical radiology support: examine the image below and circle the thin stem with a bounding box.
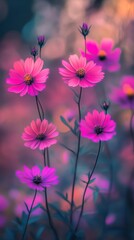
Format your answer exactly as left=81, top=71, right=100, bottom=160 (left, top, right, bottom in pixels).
left=74, top=141, right=101, bottom=233
left=39, top=46, right=41, bottom=58
left=43, top=149, right=59, bottom=240
left=43, top=149, right=46, bottom=166
left=35, top=95, right=45, bottom=121
left=99, top=141, right=113, bottom=239
left=70, top=87, right=82, bottom=225
left=35, top=96, right=43, bottom=120
left=46, top=148, right=50, bottom=167
left=21, top=190, right=37, bottom=240
left=130, top=109, right=134, bottom=152
left=84, top=37, right=87, bottom=56
left=44, top=188, right=59, bottom=240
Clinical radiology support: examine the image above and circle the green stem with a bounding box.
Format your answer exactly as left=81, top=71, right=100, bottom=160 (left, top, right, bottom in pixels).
left=70, top=87, right=82, bottom=225
left=21, top=190, right=37, bottom=240
left=74, top=141, right=101, bottom=233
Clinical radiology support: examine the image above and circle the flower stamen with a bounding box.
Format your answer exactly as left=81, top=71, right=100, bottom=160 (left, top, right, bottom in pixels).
left=98, top=50, right=106, bottom=61
left=94, top=126, right=103, bottom=135
left=123, top=84, right=134, bottom=100
left=33, top=175, right=42, bottom=185
left=36, top=133, right=46, bottom=141
left=24, top=74, right=34, bottom=85
left=76, top=68, right=85, bottom=78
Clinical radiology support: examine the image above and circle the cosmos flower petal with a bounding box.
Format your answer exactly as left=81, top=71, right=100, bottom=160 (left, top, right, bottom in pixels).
left=86, top=40, right=99, bottom=55
left=69, top=54, right=79, bottom=69
left=110, top=76, right=134, bottom=110
left=68, top=78, right=80, bottom=87
left=22, top=119, right=58, bottom=150
left=59, top=54, right=104, bottom=88
left=100, top=39, right=114, bottom=53
left=24, top=58, right=34, bottom=74
left=20, top=86, right=28, bottom=96
left=13, top=60, right=25, bottom=76
left=8, top=84, right=26, bottom=93
left=80, top=110, right=116, bottom=142
left=62, top=60, right=75, bottom=72
left=7, top=57, right=49, bottom=96
left=33, top=83, right=46, bottom=91
left=32, top=58, right=44, bottom=77
left=82, top=38, right=121, bottom=72
left=16, top=165, right=59, bottom=191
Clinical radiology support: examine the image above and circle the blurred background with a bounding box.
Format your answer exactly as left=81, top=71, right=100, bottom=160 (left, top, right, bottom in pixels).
left=0, top=0, right=134, bottom=239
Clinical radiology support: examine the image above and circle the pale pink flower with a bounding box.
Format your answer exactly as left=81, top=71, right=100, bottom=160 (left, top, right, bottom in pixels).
left=7, top=57, right=49, bottom=96
left=22, top=118, right=59, bottom=150
left=59, top=54, right=104, bottom=88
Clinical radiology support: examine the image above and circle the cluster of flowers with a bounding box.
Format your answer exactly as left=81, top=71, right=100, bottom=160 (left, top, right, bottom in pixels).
left=6, top=23, right=131, bottom=238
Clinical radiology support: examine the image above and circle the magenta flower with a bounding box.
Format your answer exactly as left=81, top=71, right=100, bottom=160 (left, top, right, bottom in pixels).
left=22, top=118, right=59, bottom=150
left=59, top=54, right=104, bottom=88
left=81, top=38, right=121, bottom=72
left=16, top=165, right=59, bottom=191
left=110, top=75, right=134, bottom=110
left=80, top=110, right=116, bottom=142
left=6, top=57, right=49, bottom=96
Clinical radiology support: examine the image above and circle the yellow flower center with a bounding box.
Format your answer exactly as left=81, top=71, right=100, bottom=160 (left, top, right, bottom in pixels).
left=123, top=84, right=134, bottom=97
left=24, top=74, right=33, bottom=85
left=98, top=50, right=106, bottom=60
left=76, top=68, right=85, bottom=78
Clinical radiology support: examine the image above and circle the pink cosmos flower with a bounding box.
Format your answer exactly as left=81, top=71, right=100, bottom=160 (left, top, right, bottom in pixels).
left=59, top=54, right=104, bottom=88
left=80, top=110, right=116, bottom=142
left=110, top=75, right=134, bottom=110
left=16, top=165, right=59, bottom=191
left=22, top=118, right=59, bottom=150
left=6, top=57, right=49, bottom=96
left=81, top=38, right=121, bottom=72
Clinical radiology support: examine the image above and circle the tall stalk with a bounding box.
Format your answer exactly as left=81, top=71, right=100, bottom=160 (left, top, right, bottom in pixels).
left=74, top=141, right=101, bottom=233
left=70, top=87, right=82, bottom=225
left=35, top=96, right=59, bottom=240
left=21, top=190, right=37, bottom=240
left=130, top=109, right=134, bottom=152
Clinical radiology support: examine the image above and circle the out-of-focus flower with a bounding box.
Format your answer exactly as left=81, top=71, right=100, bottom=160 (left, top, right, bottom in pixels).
left=0, top=195, right=9, bottom=211
left=37, top=35, right=46, bottom=48
left=80, top=110, right=116, bottom=142
left=15, top=194, right=44, bottom=216
left=105, top=214, right=116, bottom=225
left=0, top=195, right=9, bottom=228
left=7, top=58, right=49, bottom=96
left=22, top=118, right=59, bottom=150
left=110, top=76, right=134, bottom=110
left=59, top=54, right=104, bottom=88
left=16, top=165, right=59, bottom=191
left=81, top=38, right=121, bottom=72
left=79, top=23, right=91, bottom=38
left=31, top=46, right=38, bottom=58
